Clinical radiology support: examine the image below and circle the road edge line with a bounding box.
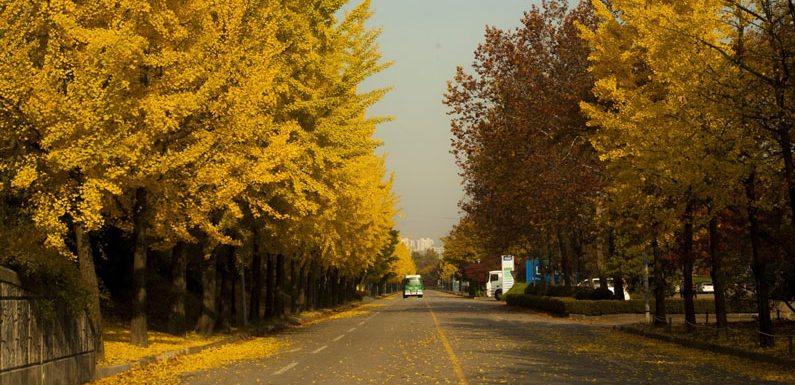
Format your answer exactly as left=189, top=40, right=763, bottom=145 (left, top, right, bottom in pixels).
left=272, top=362, right=298, bottom=375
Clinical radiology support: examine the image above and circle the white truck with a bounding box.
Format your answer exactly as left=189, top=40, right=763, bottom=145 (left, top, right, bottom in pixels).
left=486, top=255, right=515, bottom=300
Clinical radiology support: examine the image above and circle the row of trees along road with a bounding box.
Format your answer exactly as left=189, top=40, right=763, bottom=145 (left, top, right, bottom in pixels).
left=443, top=0, right=795, bottom=347
left=0, top=0, right=404, bottom=361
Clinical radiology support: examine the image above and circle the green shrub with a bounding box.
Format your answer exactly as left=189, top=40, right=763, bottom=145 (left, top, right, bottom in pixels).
left=524, top=284, right=544, bottom=295
left=573, top=288, right=593, bottom=300
left=0, top=224, right=90, bottom=319
left=574, top=287, right=614, bottom=300
left=505, top=293, right=568, bottom=315
left=545, top=285, right=576, bottom=297
left=523, top=284, right=577, bottom=297
left=593, top=288, right=614, bottom=300
left=566, top=298, right=637, bottom=315
left=506, top=282, right=528, bottom=296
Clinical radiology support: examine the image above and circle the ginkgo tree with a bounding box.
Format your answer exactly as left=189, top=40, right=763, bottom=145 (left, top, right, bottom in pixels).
left=0, top=0, right=398, bottom=357
left=581, top=0, right=789, bottom=345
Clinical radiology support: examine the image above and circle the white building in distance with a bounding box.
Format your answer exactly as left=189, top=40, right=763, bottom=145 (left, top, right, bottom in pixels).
left=401, top=237, right=436, bottom=253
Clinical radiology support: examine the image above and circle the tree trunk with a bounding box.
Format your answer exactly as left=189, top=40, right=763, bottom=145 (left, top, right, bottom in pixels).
left=291, top=256, right=301, bottom=314
left=777, top=126, right=795, bottom=234
left=196, top=247, right=217, bottom=336
left=335, top=275, right=342, bottom=305
left=321, top=277, right=327, bottom=306
left=652, top=236, right=667, bottom=327
left=306, top=257, right=315, bottom=310
left=313, top=258, right=321, bottom=308
left=328, top=269, right=336, bottom=307
left=612, top=273, right=625, bottom=301
left=341, top=278, right=347, bottom=303
left=541, top=236, right=550, bottom=290
left=325, top=269, right=332, bottom=307
left=597, top=233, right=608, bottom=290
left=169, top=243, right=187, bottom=336
left=608, top=230, right=624, bottom=300
left=320, top=269, right=327, bottom=307
left=682, top=200, right=696, bottom=332
left=301, top=260, right=308, bottom=311
left=557, top=228, right=572, bottom=287
left=236, top=265, right=246, bottom=326
left=265, top=254, right=275, bottom=318
left=342, top=276, right=348, bottom=303
left=295, top=259, right=307, bottom=314
left=249, top=250, right=262, bottom=323
left=249, top=225, right=263, bottom=322
left=745, top=172, right=775, bottom=347
left=75, top=222, right=104, bottom=361
left=708, top=215, right=728, bottom=336
left=130, top=187, right=149, bottom=347
left=275, top=254, right=285, bottom=317
left=342, top=276, right=349, bottom=303
left=339, top=276, right=346, bottom=304
left=570, top=231, right=582, bottom=284
left=217, top=248, right=234, bottom=332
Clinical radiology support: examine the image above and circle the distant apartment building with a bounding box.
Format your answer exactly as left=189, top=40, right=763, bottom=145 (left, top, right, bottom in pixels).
left=400, top=237, right=436, bottom=253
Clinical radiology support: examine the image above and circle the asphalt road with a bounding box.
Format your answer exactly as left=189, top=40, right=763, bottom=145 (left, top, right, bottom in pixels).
left=184, top=290, right=791, bottom=385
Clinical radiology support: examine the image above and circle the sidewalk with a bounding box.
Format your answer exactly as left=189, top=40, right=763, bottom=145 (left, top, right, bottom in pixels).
left=567, top=313, right=795, bottom=367
left=504, top=303, right=795, bottom=367
left=613, top=322, right=795, bottom=367
left=93, top=298, right=379, bottom=382
left=567, top=312, right=757, bottom=326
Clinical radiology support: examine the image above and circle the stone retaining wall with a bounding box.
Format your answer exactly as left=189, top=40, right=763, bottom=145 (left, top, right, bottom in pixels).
left=0, top=266, right=95, bottom=385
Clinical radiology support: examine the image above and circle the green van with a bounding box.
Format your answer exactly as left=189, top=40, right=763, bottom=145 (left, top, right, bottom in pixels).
left=402, top=274, right=424, bottom=298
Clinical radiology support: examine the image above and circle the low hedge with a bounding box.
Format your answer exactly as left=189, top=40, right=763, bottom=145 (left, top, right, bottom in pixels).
left=524, top=284, right=575, bottom=297
left=523, top=284, right=617, bottom=300
left=573, top=287, right=615, bottom=300
left=505, top=282, right=528, bottom=296
left=504, top=293, right=568, bottom=315
left=505, top=293, right=757, bottom=316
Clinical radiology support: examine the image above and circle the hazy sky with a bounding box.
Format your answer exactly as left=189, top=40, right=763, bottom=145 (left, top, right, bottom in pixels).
left=349, top=1, right=538, bottom=242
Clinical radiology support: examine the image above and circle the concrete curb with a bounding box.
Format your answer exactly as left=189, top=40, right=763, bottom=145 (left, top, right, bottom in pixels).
left=615, top=325, right=795, bottom=367
left=93, top=300, right=372, bottom=381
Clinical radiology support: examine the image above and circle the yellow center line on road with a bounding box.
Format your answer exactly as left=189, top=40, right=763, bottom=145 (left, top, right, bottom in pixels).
left=425, top=301, right=469, bottom=385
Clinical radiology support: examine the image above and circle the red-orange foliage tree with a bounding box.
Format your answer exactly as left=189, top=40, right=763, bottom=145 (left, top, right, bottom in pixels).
left=444, top=0, right=601, bottom=286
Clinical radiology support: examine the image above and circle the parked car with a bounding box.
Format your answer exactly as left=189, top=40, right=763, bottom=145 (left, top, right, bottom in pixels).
left=577, top=278, right=631, bottom=300
left=726, top=282, right=755, bottom=297
left=698, top=281, right=715, bottom=293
